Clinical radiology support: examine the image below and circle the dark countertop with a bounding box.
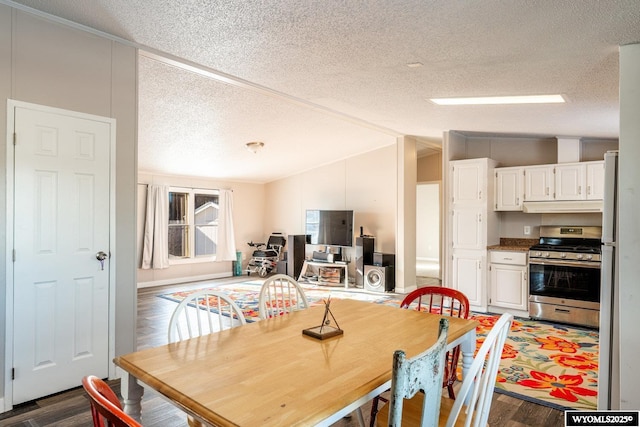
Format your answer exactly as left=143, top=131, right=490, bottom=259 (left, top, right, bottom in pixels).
left=487, top=238, right=538, bottom=252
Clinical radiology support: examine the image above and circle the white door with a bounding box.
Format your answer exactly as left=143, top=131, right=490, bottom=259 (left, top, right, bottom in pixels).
left=452, top=252, right=483, bottom=308
left=11, top=104, right=112, bottom=404
left=451, top=160, right=486, bottom=205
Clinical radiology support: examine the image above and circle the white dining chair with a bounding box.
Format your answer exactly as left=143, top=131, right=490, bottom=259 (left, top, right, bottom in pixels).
left=168, top=289, right=246, bottom=343
left=376, top=312, right=513, bottom=427
left=258, top=274, right=309, bottom=319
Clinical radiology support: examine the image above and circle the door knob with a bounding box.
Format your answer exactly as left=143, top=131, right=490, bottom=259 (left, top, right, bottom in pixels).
left=96, top=251, right=108, bottom=270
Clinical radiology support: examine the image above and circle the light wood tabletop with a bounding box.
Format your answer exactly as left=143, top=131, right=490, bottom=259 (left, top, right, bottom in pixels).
left=115, top=298, right=478, bottom=427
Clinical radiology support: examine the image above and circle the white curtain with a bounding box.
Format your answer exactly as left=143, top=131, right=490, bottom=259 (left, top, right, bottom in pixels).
left=216, top=189, right=237, bottom=261
left=141, top=184, right=170, bottom=269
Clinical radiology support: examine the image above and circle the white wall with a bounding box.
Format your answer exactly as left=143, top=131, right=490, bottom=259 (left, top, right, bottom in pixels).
left=264, top=144, right=399, bottom=284
left=416, top=183, right=439, bottom=260
left=0, top=4, right=137, bottom=404
left=136, top=172, right=265, bottom=287
left=618, top=43, right=640, bottom=410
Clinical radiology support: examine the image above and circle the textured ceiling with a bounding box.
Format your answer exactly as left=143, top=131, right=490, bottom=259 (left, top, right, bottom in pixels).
left=6, top=0, right=640, bottom=182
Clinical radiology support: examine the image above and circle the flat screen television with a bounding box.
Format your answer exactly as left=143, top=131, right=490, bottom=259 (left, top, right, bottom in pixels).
left=305, top=210, right=354, bottom=247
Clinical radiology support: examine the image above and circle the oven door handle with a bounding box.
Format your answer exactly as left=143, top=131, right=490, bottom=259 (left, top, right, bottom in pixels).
left=529, top=259, right=601, bottom=268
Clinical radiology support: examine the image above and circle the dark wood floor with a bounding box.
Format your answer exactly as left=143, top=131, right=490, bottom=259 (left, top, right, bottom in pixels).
left=0, top=276, right=565, bottom=426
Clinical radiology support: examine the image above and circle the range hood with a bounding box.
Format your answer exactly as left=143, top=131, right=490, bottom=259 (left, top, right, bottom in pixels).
left=523, top=200, right=603, bottom=213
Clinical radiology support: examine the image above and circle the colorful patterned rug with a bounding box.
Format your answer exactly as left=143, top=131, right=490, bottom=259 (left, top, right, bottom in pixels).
left=159, top=281, right=598, bottom=411
left=472, top=313, right=598, bottom=411
left=158, top=280, right=397, bottom=322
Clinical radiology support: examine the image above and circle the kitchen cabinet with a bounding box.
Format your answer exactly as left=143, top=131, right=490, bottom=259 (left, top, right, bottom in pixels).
left=496, top=160, right=605, bottom=210
left=448, top=158, right=498, bottom=313
left=586, top=161, right=605, bottom=200
left=451, top=160, right=487, bottom=205
left=452, top=251, right=484, bottom=308
left=494, top=167, right=523, bottom=211
left=489, top=250, right=528, bottom=315
left=555, top=163, right=586, bottom=200
left=523, top=165, right=554, bottom=202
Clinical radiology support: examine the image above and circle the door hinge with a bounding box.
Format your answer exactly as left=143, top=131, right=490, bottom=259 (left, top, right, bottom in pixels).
left=12, top=368, right=15, bottom=380
left=13, top=132, right=16, bottom=145
left=12, top=249, right=16, bottom=262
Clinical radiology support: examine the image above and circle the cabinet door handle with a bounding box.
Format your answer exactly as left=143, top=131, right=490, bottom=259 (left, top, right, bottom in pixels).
left=479, top=190, right=482, bottom=199
left=478, top=213, right=482, bottom=223
left=578, top=185, right=582, bottom=195
left=546, top=187, right=549, bottom=196
left=587, top=185, right=591, bottom=195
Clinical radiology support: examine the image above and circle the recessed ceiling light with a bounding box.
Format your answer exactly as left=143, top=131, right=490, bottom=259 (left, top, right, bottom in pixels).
left=429, top=94, right=565, bottom=105
left=406, top=62, right=424, bottom=68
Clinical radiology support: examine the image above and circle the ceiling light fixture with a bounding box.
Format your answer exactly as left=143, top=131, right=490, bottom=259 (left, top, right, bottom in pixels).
left=406, top=62, right=424, bottom=68
left=245, top=141, right=264, bottom=154
left=429, top=94, right=565, bottom=105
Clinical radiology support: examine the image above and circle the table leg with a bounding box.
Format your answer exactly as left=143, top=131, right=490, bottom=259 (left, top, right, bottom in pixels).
left=459, top=327, right=477, bottom=379
left=120, top=371, right=144, bottom=421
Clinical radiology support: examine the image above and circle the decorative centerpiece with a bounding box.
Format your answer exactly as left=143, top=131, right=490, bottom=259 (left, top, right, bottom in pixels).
left=302, top=297, right=343, bottom=340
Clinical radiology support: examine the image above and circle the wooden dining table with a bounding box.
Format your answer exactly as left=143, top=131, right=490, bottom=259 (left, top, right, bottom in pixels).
left=115, top=298, right=478, bottom=427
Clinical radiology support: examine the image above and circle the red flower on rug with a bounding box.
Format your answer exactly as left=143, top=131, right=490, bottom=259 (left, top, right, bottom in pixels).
left=535, top=335, right=580, bottom=353
left=550, top=354, right=599, bottom=370
left=517, top=371, right=597, bottom=403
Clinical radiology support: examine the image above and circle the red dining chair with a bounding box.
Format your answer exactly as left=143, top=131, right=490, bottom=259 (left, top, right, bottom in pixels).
left=82, top=375, right=142, bottom=427
left=369, top=286, right=470, bottom=426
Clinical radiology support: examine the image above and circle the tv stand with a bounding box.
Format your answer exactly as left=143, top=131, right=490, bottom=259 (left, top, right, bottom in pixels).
left=298, top=260, right=349, bottom=288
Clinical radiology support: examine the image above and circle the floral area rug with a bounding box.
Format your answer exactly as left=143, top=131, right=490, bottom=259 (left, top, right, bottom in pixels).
left=472, top=313, right=599, bottom=411
left=159, top=282, right=599, bottom=411
left=158, top=280, right=397, bottom=322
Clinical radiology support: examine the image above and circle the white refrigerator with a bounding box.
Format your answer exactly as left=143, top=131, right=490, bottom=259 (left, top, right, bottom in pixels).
left=598, top=150, right=619, bottom=409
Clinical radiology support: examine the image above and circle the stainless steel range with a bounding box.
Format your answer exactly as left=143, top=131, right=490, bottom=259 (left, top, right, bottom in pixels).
left=528, top=226, right=601, bottom=328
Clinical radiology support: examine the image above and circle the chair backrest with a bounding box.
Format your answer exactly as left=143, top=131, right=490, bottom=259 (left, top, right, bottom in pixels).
left=258, top=274, right=309, bottom=319
left=388, top=318, right=449, bottom=427
left=401, top=286, right=470, bottom=399
left=445, top=312, right=513, bottom=427
left=168, top=289, right=246, bottom=343
left=400, top=286, right=470, bottom=319
left=82, top=375, right=142, bottom=427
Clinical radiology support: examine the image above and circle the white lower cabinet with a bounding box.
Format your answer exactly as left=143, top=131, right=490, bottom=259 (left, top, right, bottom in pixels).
left=489, top=251, right=529, bottom=315
left=452, top=251, right=486, bottom=311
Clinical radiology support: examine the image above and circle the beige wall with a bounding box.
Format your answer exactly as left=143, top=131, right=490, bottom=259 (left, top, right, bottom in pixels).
left=417, top=152, right=442, bottom=182
left=264, top=145, right=398, bottom=283
left=0, top=5, right=137, bottom=404
left=136, top=172, right=265, bottom=287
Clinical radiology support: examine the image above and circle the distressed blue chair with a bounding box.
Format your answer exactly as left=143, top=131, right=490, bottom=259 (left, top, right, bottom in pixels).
left=386, top=318, right=450, bottom=427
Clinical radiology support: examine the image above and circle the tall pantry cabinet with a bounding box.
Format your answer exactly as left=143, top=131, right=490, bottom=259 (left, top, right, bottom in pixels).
left=447, top=158, right=499, bottom=312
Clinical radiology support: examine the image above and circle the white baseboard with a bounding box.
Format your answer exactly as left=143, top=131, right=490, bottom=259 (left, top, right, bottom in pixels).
left=0, top=397, right=8, bottom=414
left=416, top=257, right=439, bottom=262
left=137, top=272, right=233, bottom=288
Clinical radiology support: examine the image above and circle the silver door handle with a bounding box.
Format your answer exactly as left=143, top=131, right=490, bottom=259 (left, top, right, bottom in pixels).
left=96, top=251, right=108, bottom=270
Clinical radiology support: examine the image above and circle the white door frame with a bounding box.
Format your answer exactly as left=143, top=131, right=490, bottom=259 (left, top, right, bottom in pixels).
left=4, top=99, right=117, bottom=412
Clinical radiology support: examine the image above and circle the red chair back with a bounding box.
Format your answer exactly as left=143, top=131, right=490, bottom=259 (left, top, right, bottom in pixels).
left=82, top=375, right=142, bottom=427
left=400, top=286, right=470, bottom=318
left=401, top=286, right=470, bottom=399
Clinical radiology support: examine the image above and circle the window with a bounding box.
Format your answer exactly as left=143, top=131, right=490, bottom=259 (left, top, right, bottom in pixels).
left=168, top=187, right=219, bottom=262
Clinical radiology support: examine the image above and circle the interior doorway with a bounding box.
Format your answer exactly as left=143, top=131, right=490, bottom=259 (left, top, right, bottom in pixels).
left=416, top=182, right=441, bottom=280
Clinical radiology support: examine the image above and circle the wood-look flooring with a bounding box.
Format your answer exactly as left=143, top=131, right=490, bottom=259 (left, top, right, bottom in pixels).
left=0, top=275, right=565, bottom=427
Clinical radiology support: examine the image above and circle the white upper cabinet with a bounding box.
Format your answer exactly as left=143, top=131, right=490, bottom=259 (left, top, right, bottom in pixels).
left=586, top=161, right=605, bottom=200
left=555, top=163, right=586, bottom=200
left=494, top=167, right=523, bottom=211
left=451, top=160, right=486, bottom=205
left=523, top=165, right=554, bottom=202
left=496, top=160, right=605, bottom=209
